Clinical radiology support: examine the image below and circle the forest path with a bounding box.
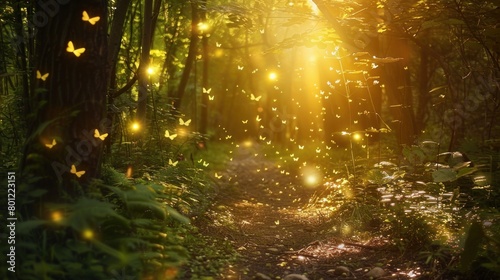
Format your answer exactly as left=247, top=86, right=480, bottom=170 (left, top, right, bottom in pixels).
left=196, top=143, right=416, bottom=280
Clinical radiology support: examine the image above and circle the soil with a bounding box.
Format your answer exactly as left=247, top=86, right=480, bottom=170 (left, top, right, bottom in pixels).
left=196, top=144, right=429, bottom=280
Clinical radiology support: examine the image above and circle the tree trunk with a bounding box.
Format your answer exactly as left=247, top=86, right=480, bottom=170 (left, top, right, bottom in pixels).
left=136, top=0, right=153, bottom=125
left=20, top=0, right=108, bottom=216
left=199, top=0, right=209, bottom=137
left=172, top=1, right=200, bottom=111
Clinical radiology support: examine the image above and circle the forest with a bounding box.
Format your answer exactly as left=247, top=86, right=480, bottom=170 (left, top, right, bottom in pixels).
left=0, top=0, right=499, bottom=279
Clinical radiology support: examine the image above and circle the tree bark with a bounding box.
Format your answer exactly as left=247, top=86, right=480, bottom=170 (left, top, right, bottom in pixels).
left=136, top=0, right=153, bottom=125
left=172, top=1, right=200, bottom=111
left=20, top=0, right=108, bottom=216
left=199, top=0, right=209, bottom=137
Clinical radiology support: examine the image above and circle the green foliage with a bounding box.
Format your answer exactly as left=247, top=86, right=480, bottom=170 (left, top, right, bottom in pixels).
left=5, top=166, right=189, bottom=280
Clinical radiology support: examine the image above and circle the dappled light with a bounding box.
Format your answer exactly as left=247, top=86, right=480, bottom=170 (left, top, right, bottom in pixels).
left=1, top=0, right=499, bottom=279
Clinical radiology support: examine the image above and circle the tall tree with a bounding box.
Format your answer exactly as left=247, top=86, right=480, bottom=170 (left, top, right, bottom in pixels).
left=20, top=0, right=108, bottom=214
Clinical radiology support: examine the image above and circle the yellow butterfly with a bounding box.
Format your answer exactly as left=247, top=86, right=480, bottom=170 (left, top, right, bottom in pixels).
left=250, top=94, right=262, bottom=101
left=66, top=41, right=85, bottom=57
left=70, top=164, right=85, bottom=178
left=242, top=120, right=248, bottom=124
left=164, top=130, right=177, bottom=140
left=203, top=87, right=212, bottom=94
left=256, top=115, right=262, bottom=122
left=216, top=42, right=222, bottom=47
left=259, top=135, right=266, bottom=140
left=179, top=118, right=191, bottom=126
left=215, top=173, right=222, bottom=179
left=82, top=11, right=100, bottom=25
left=94, top=129, right=108, bottom=140
left=36, top=70, right=49, bottom=81
left=203, top=161, right=209, bottom=167
left=45, top=139, right=56, bottom=149
left=237, top=65, right=244, bottom=70
left=298, top=145, right=304, bottom=150
left=168, top=159, right=178, bottom=166
left=209, top=95, right=215, bottom=100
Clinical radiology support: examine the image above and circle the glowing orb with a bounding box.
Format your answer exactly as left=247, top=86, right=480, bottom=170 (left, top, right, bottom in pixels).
left=82, top=229, right=94, bottom=240
left=51, top=211, right=62, bottom=222
left=198, top=22, right=210, bottom=32
left=268, top=72, right=277, bottom=81
left=352, top=133, right=362, bottom=141
left=131, top=122, right=140, bottom=131
left=301, top=166, right=322, bottom=188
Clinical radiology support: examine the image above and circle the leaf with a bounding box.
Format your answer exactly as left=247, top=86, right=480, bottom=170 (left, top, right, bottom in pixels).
left=432, top=168, right=457, bottom=182
left=461, top=221, right=484, bottom=271
left=17, top=220, right=48, bottom=234
left=165, top=205, right=190, bottom=224
left=127, top=201, right=166, bottom=219
left=456, top=166, right=477, bottom=178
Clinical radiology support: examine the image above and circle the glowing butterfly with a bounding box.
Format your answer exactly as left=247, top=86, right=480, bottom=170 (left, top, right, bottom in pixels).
left=259, top=29, right=265, bottom=34
left=164, top=130, right=177, bottom=140
left=215, top=173, right=222, bottom=179
left=272, top=107, right=277, bottom=111
left=70, top=164, right=85, bottom=178
left=316, top=148, right=321, bottom=153
left=209, top=95, right=215, bottom=100
left=216, top=42, right=222, bottom=47
left=45, top=139, right=56, bottom=149
left=298, top=145, right=304, bottom=150
left=266, top=140, right=271, bottom=145
left=282, top=120, right=287, bottom=124
left=168, top=159, right=178, bottom=166
left=274, top=220, right=279, bottom=225
left=293, top=157, right=299, bottom=161
left=237, top=65, right=244, bottom=70
left=82, top=11, right=100, bottom=25
left=242, top=120, right=248, bottom=124
left=94, top=129, right=108, bottom=140
left=256, top=115, right=262, bottom=122
left=203, top=161, right=209, bottom=167
left=66, top=41, right=85, bottom=57
left=259, top=135, right=266, bottom=141
left=203, top=87, right=212, bottom=94
left=179, top=118, right=191, bottom=126
left=198, top=159, right=203, bottom=163
left=250, top=94, right=262, bottom=101
left=36, top=70, right=49, bottom=81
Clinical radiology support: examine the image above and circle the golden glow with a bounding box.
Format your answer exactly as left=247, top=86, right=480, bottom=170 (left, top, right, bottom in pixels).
left=302, top=166, right=322, bottom=188
left=197, top=22, right=210, bottom=32
left=82, top=229, right=94, bottom=240
left=268, top=71, right=278, bottom=81
left=51, top=211, right=63, bottom=222
left=352, top=133, right=362, bottom=141
left=131, top=122, right=140, bottom=131
left=147, top=66, right=155, bottom=75
left=242, top=140, right=253, bottom=148
left=126, top=166, right=133, bottom=178
left=177, top=128, right=188, bottom=137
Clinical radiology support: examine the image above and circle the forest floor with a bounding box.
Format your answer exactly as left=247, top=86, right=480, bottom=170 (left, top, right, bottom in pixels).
left=195, top=143, right=429, bottom=280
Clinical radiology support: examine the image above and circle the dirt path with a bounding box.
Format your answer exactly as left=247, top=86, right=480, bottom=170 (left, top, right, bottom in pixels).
left=197, top=144, right=423, bottom=280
